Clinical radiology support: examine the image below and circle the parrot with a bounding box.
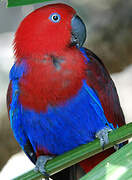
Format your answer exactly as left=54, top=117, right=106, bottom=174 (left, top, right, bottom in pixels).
left=7, top=3, right=126, bottom=180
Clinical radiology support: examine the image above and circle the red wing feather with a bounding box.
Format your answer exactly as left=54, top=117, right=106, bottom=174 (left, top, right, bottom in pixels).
left=84, top=48, right=125, bottom=127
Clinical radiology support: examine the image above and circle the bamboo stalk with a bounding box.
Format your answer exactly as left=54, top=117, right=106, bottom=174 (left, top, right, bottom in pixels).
left=13, top=123, right=132, bottom=180
left=80, top=142, right=132, bottom=180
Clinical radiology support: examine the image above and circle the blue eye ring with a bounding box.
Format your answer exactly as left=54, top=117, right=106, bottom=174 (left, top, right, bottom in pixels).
left=49, top=13, right=61, bottom=23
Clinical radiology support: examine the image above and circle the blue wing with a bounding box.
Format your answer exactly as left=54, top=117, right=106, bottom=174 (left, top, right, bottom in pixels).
left=7, top=62, right=37, bottom=163
left=9, top=62, right=27, bottom=148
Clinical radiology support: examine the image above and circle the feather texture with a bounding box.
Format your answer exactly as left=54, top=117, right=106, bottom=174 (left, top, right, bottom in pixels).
left=7, top=4, right=126, bottom=177
left=8, top=56, right=111, bottom=156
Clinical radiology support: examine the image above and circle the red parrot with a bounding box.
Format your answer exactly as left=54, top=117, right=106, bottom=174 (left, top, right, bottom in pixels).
left=7, top=3, right=126, bottom=180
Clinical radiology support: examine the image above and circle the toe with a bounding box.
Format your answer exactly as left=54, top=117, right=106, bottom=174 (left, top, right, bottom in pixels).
left=96, top=127, right=112, bottom=148
left=34, top=155, right=53, bottom=176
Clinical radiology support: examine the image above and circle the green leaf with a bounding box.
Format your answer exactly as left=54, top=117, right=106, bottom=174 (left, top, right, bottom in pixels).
left=13, top=123, right=132, bottom=180
left=80, top=142, right=132, bottom=180
left=7, top=0, right=54, bottom=7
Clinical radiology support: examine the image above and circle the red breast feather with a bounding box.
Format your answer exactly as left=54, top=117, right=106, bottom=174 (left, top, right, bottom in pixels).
left=19, top=48, right=86, bottom=112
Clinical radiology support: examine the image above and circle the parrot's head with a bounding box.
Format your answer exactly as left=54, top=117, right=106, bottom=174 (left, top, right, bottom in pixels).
left=14, top=3, right=86, bottom=59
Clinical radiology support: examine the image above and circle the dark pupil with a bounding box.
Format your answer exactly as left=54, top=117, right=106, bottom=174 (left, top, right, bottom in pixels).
left=53, top=15, right=58, bottom=21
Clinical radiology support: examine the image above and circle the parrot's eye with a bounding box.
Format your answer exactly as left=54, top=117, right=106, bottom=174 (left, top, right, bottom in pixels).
left=49, top=13, right=61, bottom=23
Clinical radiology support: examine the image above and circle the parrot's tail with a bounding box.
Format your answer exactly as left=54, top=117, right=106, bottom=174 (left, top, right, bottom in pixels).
left=51, top=164, right=85, bottom=180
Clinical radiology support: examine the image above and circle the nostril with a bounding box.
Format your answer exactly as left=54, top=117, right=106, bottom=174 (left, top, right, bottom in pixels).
left=70, top=33, right=79, bottom=47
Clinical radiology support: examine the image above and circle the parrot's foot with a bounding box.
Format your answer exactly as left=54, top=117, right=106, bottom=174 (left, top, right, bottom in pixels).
left=95, top=127, right=112, bottom=149
left=34, top=155, right=53, bottom=179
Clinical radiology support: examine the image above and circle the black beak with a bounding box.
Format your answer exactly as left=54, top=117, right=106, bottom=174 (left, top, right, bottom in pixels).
left=71, top=15, right=86, bottom=47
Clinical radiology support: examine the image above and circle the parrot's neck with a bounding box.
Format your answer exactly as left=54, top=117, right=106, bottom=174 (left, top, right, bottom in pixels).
left=19, top=48, right=87, bottom=112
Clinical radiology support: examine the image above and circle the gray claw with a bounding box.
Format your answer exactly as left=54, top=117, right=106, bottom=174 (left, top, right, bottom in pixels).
left=34, top=155, right=53, bottom=178
left=95, top=127, right=112, bottom=148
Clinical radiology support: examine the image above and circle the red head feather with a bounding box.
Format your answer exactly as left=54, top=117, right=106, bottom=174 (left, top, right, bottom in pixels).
left=14, top=3, right=76, bottom=60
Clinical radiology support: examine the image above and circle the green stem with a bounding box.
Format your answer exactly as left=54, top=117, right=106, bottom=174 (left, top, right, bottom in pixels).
left=80, top=142, right=132, bottom=180
left=13, top=123, right=132, bottom=180
left=7, top=0, right=53, bottom=7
